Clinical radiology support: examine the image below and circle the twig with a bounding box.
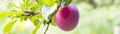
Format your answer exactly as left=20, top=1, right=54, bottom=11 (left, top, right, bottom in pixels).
left=22, top=10, right=40, bottom=17
left=44, top=23, right=50, bottom=34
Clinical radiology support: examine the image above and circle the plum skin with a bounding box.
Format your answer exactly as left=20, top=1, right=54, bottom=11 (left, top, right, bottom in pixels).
left=55, top=4, right=79, bottom=31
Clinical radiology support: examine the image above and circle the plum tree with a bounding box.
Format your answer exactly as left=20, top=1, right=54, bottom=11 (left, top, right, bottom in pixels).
left=55, top=4, right=79, bottom=31
left=1, top=0, right=79, bottom=34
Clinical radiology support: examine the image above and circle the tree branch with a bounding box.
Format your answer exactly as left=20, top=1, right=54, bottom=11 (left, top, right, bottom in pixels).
left=44, top=23, right=50, bottom=34
left=43, top=0, right=62, bottom=34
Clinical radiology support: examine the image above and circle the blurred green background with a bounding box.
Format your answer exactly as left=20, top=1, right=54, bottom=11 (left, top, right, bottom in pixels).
left=0, top=0, right=120, bottom=34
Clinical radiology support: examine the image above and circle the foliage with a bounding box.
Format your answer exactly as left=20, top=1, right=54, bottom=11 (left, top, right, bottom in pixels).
left=3, top=20, right=16, bottom=33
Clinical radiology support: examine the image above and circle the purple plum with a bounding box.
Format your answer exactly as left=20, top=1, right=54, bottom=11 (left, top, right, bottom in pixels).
left=55, top=4, right=79, bottom=31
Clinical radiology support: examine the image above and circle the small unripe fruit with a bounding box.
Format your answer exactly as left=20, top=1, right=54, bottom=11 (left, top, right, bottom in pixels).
left=55, top=4, right=79, bottom=31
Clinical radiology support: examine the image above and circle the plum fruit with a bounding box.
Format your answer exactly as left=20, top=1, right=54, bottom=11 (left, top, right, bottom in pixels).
left=55, top=4, right=79, bottom=31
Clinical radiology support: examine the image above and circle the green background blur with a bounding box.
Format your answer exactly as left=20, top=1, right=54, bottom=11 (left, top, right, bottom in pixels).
left=0, top=0, right=120, bottom=34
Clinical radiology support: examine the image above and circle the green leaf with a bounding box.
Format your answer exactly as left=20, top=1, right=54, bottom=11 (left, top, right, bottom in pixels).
left=23, top=0, right=29, bottom=3
left=34, top=14, right=42, bottom=18
left=30, top=14, right=42, bottom=26
left=63, top=0, right=72, bottom=6
left=20, top=3, right=26, bottom=11
left=32, top=21, right=42, bottom=34
left=51, top=17, right=56, bottom=26
left=36, top=0, right=57, bottom=6
left=0, top=12, right=10, bottom=20
left=32, top=25, right=41, bottom=34
left=3, top=20, right=16, bottom=34
left=32, top=14, right=43, bottom=34
left=20, top=0, right=29, bottom=11
left=44, top=0, right=57, bottom=6
left=28, top=3, right=39, bottom=11
left=1, top=12, right=23, bottom=21
left=35, top=0, right=43, bottom=5
left=20, top=16, right=28, bottom=22
left=30, top=17, right=39, bottom=26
